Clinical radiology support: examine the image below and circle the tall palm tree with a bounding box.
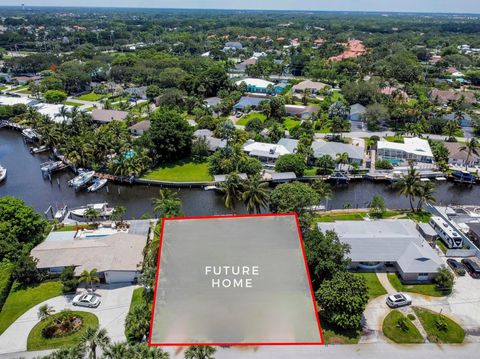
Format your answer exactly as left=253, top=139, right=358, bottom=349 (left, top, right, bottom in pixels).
left=396, top=164, right=422, bottom=212
left=79, top=327, right=110, bottom=359
left=415, top=181, right=437, bottom=212
left=56, top=105, right=70, bottom=123
left=459, top=138, right=480, bottom=170
left=184, top=346, right=217, bottom=359
left=78, top=269, right=100, bottom=291
left=102, top=342, right=129, bottom=359
left=335, top=152, right=350, bottom=170
left=218, top=172, right=243, bottom=210
left=311, top=180, right=333, bottom=202
left=41, top=345, right=84, bottom=359
left=110, top=206, right=126, bottom=224
left=443, top=120, right=460, bottom=142
left=37, top=304, right=55, bottom=321
left=84, top=208, right=100, bottom=223
left=241, top=174, right=269, bottom=214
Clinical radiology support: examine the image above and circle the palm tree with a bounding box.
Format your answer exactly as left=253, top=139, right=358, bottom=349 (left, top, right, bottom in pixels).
left=78, top=269, right=100, bottom=291
left=102, top=342, right=129, bottom=359
left=41, top=345, right=84, bottom=359
left=218, top=172, right=243, bottom=210
left=415, top=181, right=437, bottom=212
left=79, top=327, right=110, bottom=359
left=37, top=304, right=55, bottom=321
left=241, top=174, right=269, bottom=214
left=459, top=138, right=480, bottom=170
left=184, top=346, right=217, bottom=359
left=335, top=152, right=350, bottom=170
left=396, top=164, right=422, bottom=212
left=311, top=180, right=333, bottom=202
left=84, top=208, right=100, bottom=223
left=443, top=120, right=460, bottom=142
left=110, top=206, right=126, bottom=224
left=56, top=105, right=70, bottom=123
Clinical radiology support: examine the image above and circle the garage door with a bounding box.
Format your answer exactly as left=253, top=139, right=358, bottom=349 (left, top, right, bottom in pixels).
left=105, top=271, right=137, bottom=284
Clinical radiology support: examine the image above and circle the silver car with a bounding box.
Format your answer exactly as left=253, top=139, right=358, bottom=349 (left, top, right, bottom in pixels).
left=386, top=293, right=412, bottom=308
left=72, top=293, right=101, bottom=308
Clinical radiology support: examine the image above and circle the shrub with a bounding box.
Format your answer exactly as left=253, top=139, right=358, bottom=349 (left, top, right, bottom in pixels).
left=375, top=159, right=394, bottom=170
left=435, top=317, right=448, bottom=332
left=396, top=317, right=409, bottom=332
left=0, top=260, right=14, bottom=311
left=434, top=266, right=454, bottom=292
left=407, top=314, right=416, bottom=321
left=275, top=154, right=306, bottom=176
left=44, top=90, right=67, bottom=104
left=59, top=266, right=77, bottom=294
left=12, top=255, right=41, bottom=287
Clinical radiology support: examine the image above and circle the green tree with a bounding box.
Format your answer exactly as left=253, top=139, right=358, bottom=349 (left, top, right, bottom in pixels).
left=110, top=206, right=126, bottom=224
left=60, top=266, right=77, bottom=294
left=78, top=269, right=100, bottom=291
left=125, top=302, right=151, bottom=344
left=146, top=85, right=161, bottom=101
left=241, top=174, right=270, bottom=214
left=274, top=154, right=306, bottom=176
left=270, top=182, right=320, bottom=215
left=184, top=346, right=216, bottom=359
left=369, top=194, right=386, bottom=217
left=12, top=255, right=41, bottom=286
left=79, top=327, right=110, bottom=359
left=459, top=138, right=480, bottom=170
left=84, top=208, right=100, bottom=223
left=365, top=103, right=389, bottom=131
left=434, top=266, right=454, bottom=293
left=218, top=172, right=244, bottom=210
left=37, top=304, right=55, bottom=321
left=415, top=181, right=437, bottom=212
left=443, top=120, right=460, bottom=142
left=316, top=271, right=368, bottom=330
left=316, top=154, right=335, bottom=175
left=304, top=229, right=350, bottom=288
left=44, top=90, right=67, bottom=104
left=310, top=180, right=333, bottom=202
left=152, top=189, right=183, bottom=218
left=396, top=165, right=422, bottom=212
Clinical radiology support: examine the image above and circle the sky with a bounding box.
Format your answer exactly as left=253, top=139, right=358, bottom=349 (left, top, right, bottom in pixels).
left=2, top=0, right=480, bottom=14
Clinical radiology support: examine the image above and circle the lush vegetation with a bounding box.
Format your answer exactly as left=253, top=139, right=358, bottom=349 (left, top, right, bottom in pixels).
left=382, top=310, right=424, bottom=344
left=0, top=281, right=63, bottom=335
left=27, top=310, right=99, bottom=350
left=142, top=159, right=212, bottom=182
left=413, top=307, right=465, bottom=344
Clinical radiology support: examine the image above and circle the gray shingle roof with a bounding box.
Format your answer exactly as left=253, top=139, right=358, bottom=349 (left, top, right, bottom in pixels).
left=311, top=140, right=364, bottom=160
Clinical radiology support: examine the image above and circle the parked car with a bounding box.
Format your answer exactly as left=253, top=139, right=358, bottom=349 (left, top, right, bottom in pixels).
left=461, top=259, right=480, bottom=278
left=73, top=293, right=101, bottom=308
left=447, top=259, right=466, bottom=276
left=386, top=293, right=412, bottom=308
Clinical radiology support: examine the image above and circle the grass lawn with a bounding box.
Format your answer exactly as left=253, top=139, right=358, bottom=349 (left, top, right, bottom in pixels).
left=142, top=159, right=213, bottom=182
left=0, top=282, right=63, bottom=335
left=64, top=101, right=83, bottom=107
left=236, top=112, right=267, bottom=126
left=10, top=84, right=29, bottom=92
left=406, top=211, right=432, bottom=223
left=53, top=224, right=95, bottom=232
left=129, top=288, right=144, bottom=311
left=413, top=307, right=465, bottom=343
left=85, top=106, right=96, bottom=111
left=27, top=311, right=99, bottom=350
left=384, top=136, right=405, bottom=143
left=320, top=318, right=360, bottom=344
left=17, top=89, right=31, bottom=94
left=283, top=117, right=300, bottom=130
left=0, top=85, right=7, bottom=90
left=329, top=91, right=345, bottom=103
left=435, top=240, right=448, bottom=254
left=388, top=273, right=450, bottom=297
left=304, top=167, right=318, bottom=176
left=315, top=212, right=366, bottom=222
left=382, top=310, right=424, bottom=343
left=74, top=92, right=105, bottom=102
left=354, top=273, right=387, bottom=300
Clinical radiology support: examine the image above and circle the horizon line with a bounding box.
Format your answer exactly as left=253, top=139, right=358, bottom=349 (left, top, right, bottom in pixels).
left=1, top=5, right=479, bottom=16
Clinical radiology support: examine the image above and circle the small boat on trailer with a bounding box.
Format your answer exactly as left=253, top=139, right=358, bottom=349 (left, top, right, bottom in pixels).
left=87, top=178, right=108, bottom=192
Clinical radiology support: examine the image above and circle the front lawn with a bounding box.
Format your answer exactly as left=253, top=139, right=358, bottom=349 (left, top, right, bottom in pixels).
left=315, top=212, right=366, bottom=222
left=384, top=136, right=404, bottom=143
left=129, top=287, right=144, bottom=311
left=388, top=273, right=450, bottom=297
left=320, top=318, right=360, bottom=344
left=413, top=307, right=465, bottom=343
left=74, top=92, right=105, bottom=102
left=354, top=273, right=387, bottom=300
left=236, top=112, right=267, bottom=126
left=27, top=311, right=99, bottom=350
left=64, top=101, right=83, bottom=107
left=0, top=282, right=63, bottom=335
left=382, top=310, right=423, bottom=343
left=142, top=159, right=213, bottom=182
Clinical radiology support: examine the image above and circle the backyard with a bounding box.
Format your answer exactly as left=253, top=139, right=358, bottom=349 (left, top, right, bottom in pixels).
left=236, top=112, right=267, bottom=126
left=142, top=159, right=213, bottom=182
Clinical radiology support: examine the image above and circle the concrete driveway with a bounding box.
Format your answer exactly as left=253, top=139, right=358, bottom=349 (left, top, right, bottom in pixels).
left=0, top=284, right=135, bottom=355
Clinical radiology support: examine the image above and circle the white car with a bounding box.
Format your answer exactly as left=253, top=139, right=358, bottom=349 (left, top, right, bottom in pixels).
left=73, top=293, right=101, bottom=308
left=386, top=293, right=412, bottom=308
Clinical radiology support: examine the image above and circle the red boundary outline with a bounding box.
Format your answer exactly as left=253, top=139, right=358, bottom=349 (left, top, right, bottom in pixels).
left=148, top=212, right=324, bottom=346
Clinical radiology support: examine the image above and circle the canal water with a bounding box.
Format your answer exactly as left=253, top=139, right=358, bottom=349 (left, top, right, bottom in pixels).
left=1, top=129, right=479, bottom=218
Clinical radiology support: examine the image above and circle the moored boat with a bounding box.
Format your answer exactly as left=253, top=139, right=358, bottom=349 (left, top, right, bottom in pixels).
left=70, top=203, right=115, bottom=217
left=68, top=171, right=95, bottom=189
left=87, top=178, right=108, bottom=192
left=30, top=145, right=48, bottom=154
left=452, top=171, right=477, bottom=184
left=40, top=160, right=63, bottom=173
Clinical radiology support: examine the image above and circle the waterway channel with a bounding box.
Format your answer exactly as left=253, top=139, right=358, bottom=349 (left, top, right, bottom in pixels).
left=1, top=129, right=480, bottom=218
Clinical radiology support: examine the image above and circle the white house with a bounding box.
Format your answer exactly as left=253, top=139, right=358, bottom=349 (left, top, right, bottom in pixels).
left=243, top=139, right=293, bottom=163
left=377, top=137, right=434, bottom=164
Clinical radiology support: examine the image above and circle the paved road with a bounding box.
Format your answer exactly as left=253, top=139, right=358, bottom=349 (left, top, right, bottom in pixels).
left=0, top=284, right=135, bottom=355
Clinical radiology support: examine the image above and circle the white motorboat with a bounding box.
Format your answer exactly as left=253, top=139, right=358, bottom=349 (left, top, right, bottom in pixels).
left=70, top=203, right=115, bottom=217
left=54, top=205, right=68, bottom=220
left=22, top=128, right=39, bottom=141
left=41, top=160, right=63, bottom=173
left=87, top=178, right=108, bottom=192
left=30, top=145, right=48, bottom=154
left=0, top=165, right=6, bottom=183
left=68, top=171, right=95, bottom=189
left=204, top=185, right=218, bottom=191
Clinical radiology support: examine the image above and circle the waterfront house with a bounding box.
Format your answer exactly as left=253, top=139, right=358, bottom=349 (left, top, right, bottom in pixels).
left=284, top=104, right=320, bottom=119
left=193, top=129, right=227, bottom=152
left=377, top=137, right=434, bottom=164
left=443, top=141, right=480, bottom=167
left=235, top=78, right=283, bottom=95
left=349, top=103, right=366, bottom=122
left=311, top=140, right=365, bottom=165
left=31, top=232, right=147, bottom=284
left=291, top=79, right=328, bottom=94
left=318, top=220, right=443, bottom=282
left=128, top=120, right=151, bottom=136
left=243, top=139, right=293, bottom=163
left=91, top=109, right=129, bottom=124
